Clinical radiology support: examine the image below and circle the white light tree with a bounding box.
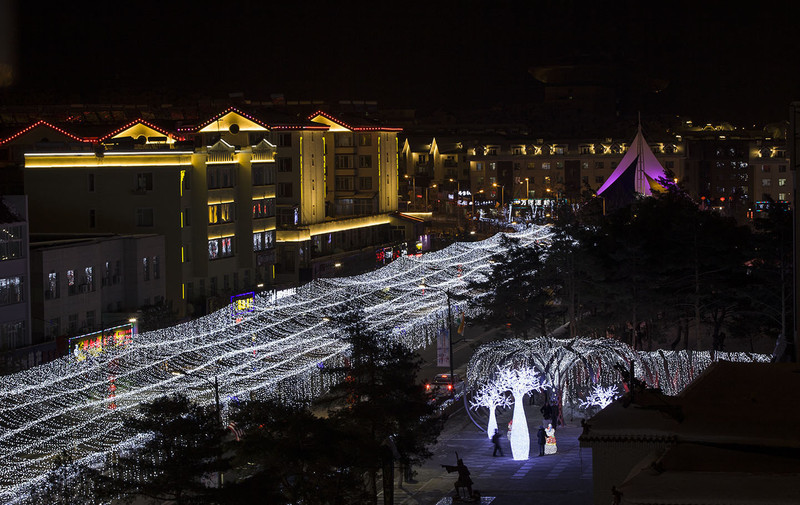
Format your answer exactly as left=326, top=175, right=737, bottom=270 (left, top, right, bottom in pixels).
left=579, top=384, right=619, bottom=410
left=469, top=376, right=513, bottom=439
left=496, top=365, right=551, bottom=460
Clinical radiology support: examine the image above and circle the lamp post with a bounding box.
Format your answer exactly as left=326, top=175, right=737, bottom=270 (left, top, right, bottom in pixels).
left=493, top=183, right=504, bottom=207
left=405, top=174, right=416, bottom=210
left=419, top=283, right=456, bottom=395
left=525, top=178, right=529, bottom=202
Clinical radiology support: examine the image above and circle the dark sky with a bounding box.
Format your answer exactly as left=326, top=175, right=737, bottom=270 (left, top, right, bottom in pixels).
left=9, top=1, right=800, bottom=124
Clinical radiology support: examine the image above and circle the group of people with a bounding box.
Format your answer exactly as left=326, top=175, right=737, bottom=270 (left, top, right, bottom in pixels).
left=491, top=421, right=557, bottom=457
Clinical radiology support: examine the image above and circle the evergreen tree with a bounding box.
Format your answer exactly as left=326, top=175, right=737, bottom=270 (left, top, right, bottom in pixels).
left=466, top=235, right=556, bottom=338
left=88, top=394, right=228, bottom=505
left=222, top=399, right=370, bottom=505
left=324, top=303, right=442, bottom=504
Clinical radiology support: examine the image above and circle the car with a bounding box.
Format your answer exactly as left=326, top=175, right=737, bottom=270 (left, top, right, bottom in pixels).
left=425, top=373, right=465, bottom=398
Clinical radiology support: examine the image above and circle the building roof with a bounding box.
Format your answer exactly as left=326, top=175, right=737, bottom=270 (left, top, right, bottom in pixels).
left=581, top=362, right=800, bottom=449
left=615, top=443, right=800, bottom=505
left=0, top=197, right=23, bottom=224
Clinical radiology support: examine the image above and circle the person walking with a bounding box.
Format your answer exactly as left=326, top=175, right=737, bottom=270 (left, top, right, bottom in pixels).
left=536, top=426, right=546, bottom=456
left=491, top=429, right=503, bottom=457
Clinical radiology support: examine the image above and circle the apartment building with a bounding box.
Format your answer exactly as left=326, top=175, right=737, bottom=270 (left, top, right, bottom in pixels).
left=22, top=113, right=277, bottom=317
left=0, top=196, right=31, bottom=355
left=399, top=121, right=792, bottom=215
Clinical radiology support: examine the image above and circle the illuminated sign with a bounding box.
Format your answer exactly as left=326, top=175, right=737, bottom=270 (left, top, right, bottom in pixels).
left=69, top=323, right=135, bottom=362
left=231, top=292, right=256, bottom=320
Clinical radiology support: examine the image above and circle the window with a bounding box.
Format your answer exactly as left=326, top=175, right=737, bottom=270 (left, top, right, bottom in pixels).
left=277, top=183, right=293, bottom=198
left=136, top=208, right=154, bottom=227
left=0, top=321, right=26, bottom=349
left=88, top=173, right=95, bottom=192
left=46, top=272, right=59, bottom=299
left=208, top=237, right=234, bottom=260
left=253, top=230, right=276, bottom=251
left=779, top=178, right=787, bottom=187
left=358, top=177, right=373, bottom=190
left=208, top=202, right=236, bottom=224
left=335, top=177, right=355, bottom=191
left=762, top=165, right=771, bottom=173
left=779, top=165, right=787, bottom=173
left=594, top=161, right=604, bottom=170
left=89, top=209, right=96, bottom=228
left=0, top=276, right=23, bottom=305
left=136, top=172, right=153, bottom=191
left=358, top=155, right=372, bottom=168
left=67, top=269, right=76, bottom=295
left=582, top=176, right=589, bottom=184
left=0, top=225, right=24, bottom=260
left=83, top=266, right=94, bottom=292
left=182, top=170, right=191, bottom=191
left=544, top=176, right=551, bottom=186
left=277, top=133, right=292, bottom=147
left=253, top=164, right=275, bottom=185
left=335, top=134, right=354, bottom=147
left=358, top=134, right=372, bottom=146
left=183, top=208, right=191, bottom=226
left=665, top=161, right=675, bottom=169
left=86, top=310, right=96, bottom=330
left=207, top=165, right=235, bottom=189
left=762, top=179, right=772, bottom=187
left=778, top=193, right=786, bottom=200
left=252, top=198, right=275, bottom=218
left=46, top=318, right=60, bottom=340
left=277, top=207, right=295, bottom=226
left=542, top=162, right=551, bottom=170
left=595, top=176, right=605, bottom=183
left=143, top=257, right=149, bottom=281
left=277, top=157, right=292, bottom=172
left=335, top=155, right=353, bottom=169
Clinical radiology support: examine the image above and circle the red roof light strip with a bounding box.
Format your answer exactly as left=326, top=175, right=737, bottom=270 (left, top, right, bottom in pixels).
left=97, top=119, right=185, bottom=142
left=0, top=120, right=91, bottom=146
left=308, top=110, right=402, bottom=132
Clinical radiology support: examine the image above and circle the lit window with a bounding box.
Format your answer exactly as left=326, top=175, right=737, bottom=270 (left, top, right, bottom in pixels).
left=778, top=178, right=786, bottom=187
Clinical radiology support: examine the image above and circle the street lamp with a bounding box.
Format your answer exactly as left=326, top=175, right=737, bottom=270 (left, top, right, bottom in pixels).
left=493, top=182, right=504, bottom=207
left=419, top=282, right=456, bottom=395
left=405, top=174, right=416, bottom=211
left=525, top=178, right=529, bottom=202
left=449, top=178, right=461, bottom=224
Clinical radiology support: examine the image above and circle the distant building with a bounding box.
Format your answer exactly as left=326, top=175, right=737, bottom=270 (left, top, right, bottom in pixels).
left=29, top=233, right=165, bottom=351
left=0, top=196, right=31, bottom=358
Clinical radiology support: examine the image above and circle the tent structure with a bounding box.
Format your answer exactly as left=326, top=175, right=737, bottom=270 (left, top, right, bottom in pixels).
left=596, top=123, right=668, bottom=209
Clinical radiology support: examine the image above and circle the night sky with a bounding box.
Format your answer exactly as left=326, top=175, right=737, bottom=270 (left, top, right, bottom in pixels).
left=7, top=1, right=800, bottom=125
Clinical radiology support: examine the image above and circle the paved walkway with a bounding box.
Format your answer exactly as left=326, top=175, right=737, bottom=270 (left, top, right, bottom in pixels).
left=387, top=402, right=593, bottom=505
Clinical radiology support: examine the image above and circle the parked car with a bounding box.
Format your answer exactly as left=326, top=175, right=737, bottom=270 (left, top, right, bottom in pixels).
left=425, top=373, right=465, bottom=399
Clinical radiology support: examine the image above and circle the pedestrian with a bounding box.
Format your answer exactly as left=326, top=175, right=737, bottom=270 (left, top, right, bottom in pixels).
left=536, top=426, right=546, bottom=456
left=491, top=428, right=503, bottom=457
left=507, top=419, right=513, bottom=437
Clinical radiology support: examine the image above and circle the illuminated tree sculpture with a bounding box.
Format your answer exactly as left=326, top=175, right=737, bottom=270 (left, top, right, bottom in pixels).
left=496, top=366, right=550, bottom=460
left=469, top=376, right=513, bottom=439
left=579, top=384, right=620, bottom=410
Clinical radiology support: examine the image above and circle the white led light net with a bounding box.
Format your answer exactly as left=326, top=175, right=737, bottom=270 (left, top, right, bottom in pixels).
left=0, top=225, right=555, bottom=502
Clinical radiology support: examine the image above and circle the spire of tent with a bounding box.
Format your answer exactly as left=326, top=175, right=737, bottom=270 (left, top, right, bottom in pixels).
left=596, top=119, right=667, bottom=199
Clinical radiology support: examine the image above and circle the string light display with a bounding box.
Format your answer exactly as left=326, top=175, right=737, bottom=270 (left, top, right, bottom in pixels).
left=0, top=225, right=555, bottom=502
left=468, top=375, right=513, bottom=440
left=579, top=384, right=619, bottom=410
left=494, top=366, right=550, bottom=460
left=467, top=338, right=770, bottom=413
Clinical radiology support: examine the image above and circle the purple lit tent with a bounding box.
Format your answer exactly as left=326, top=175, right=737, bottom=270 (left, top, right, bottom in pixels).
left=596, top=124, right=667, bottom=209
